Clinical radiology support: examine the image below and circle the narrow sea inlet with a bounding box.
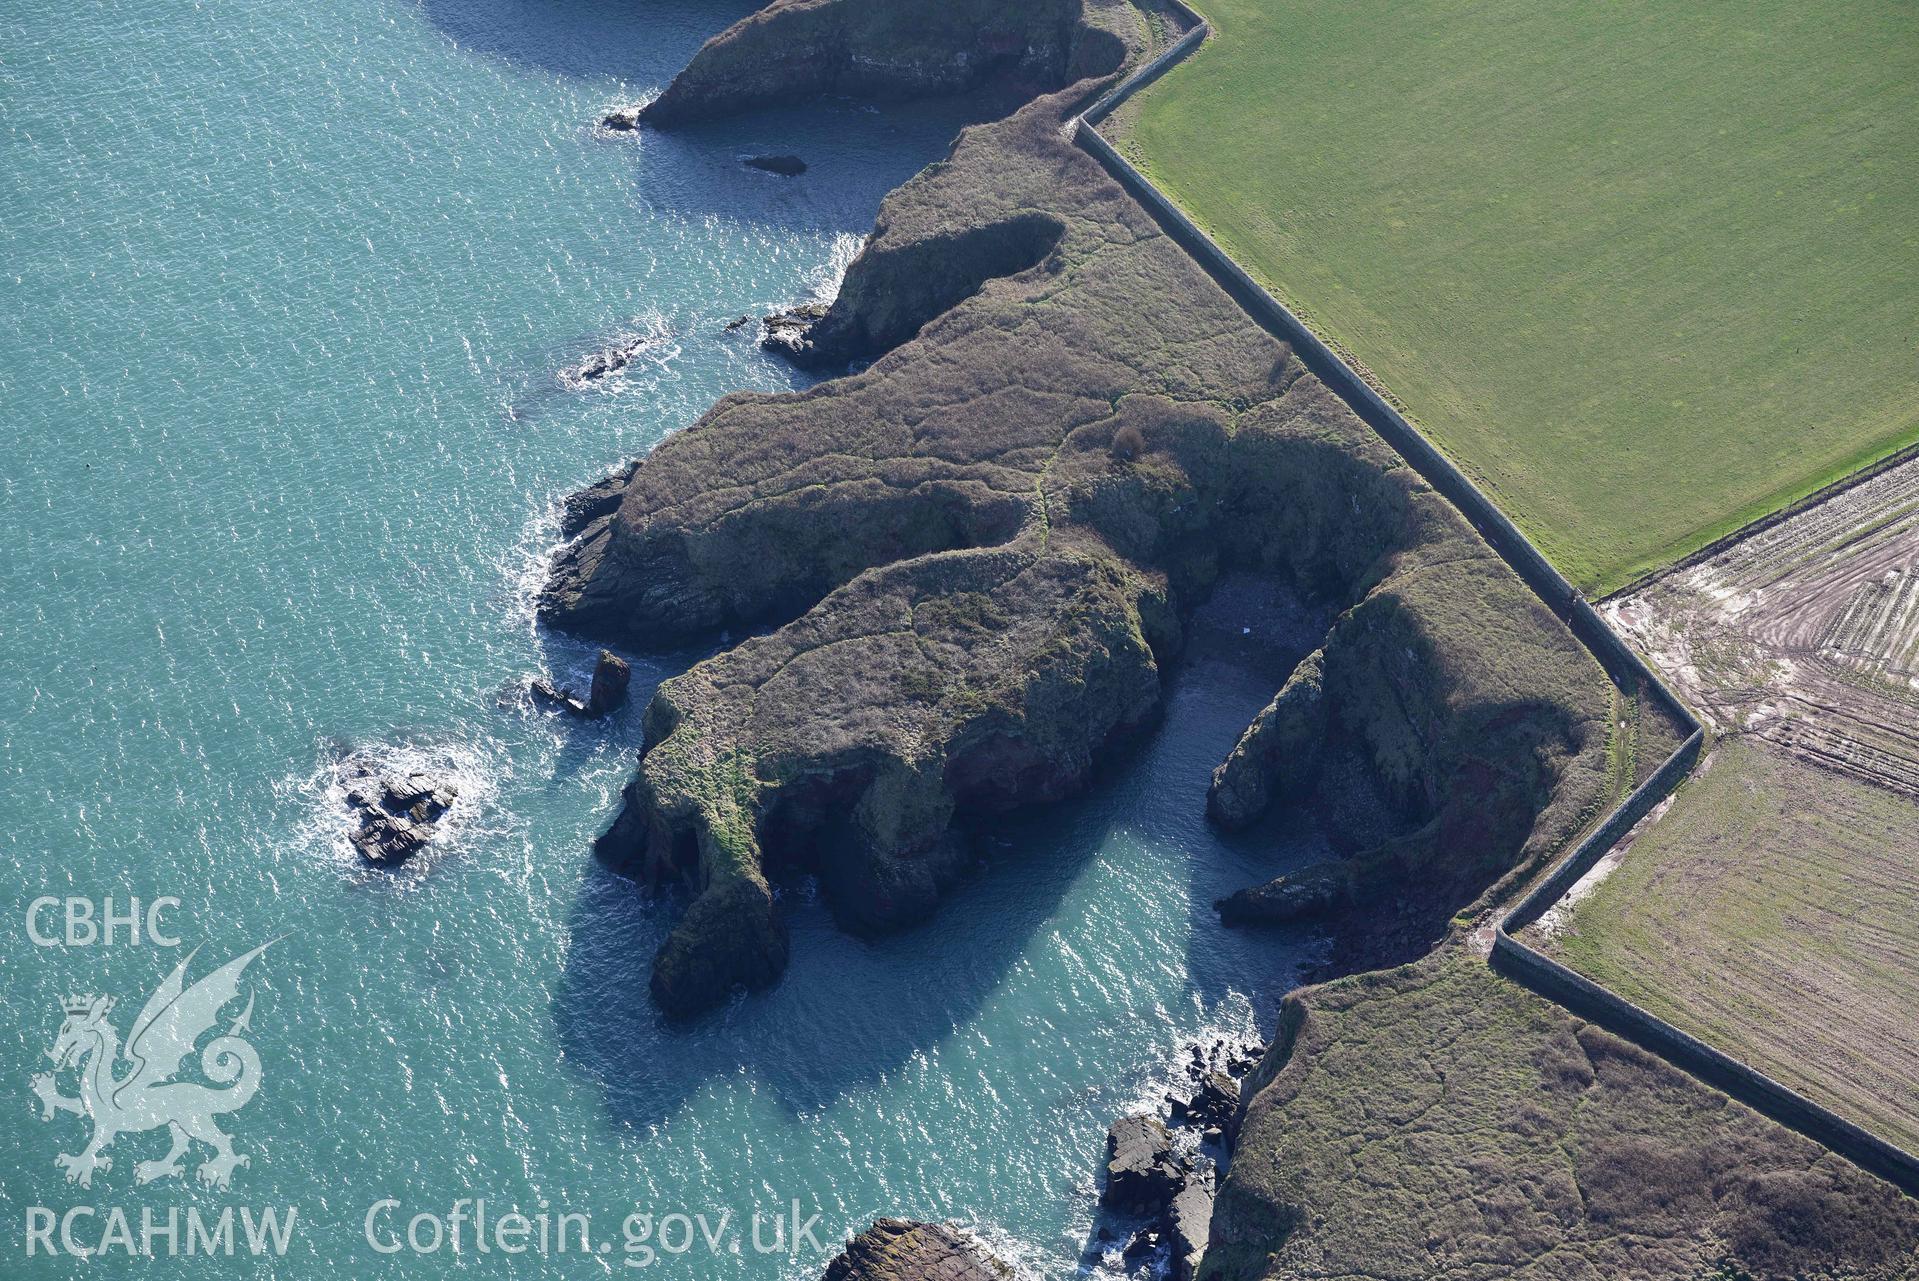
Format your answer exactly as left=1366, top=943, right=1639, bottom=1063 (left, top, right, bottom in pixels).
left=1, top=0, right=1323, bottom=1274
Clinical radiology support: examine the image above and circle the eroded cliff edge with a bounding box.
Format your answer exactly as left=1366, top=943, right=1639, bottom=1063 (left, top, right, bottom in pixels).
left=544, top=1, right=1919, bottom=1273
left=542, top=50, right=1619, bottom=1017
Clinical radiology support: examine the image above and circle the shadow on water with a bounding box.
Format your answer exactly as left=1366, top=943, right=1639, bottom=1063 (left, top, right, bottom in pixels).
left=469, top=0, right=1338, bottom=1142
left=1161, top=575, right=1338, bottom=1004
left=549, top=573, right=1337, bottom=1131
left=417, top=0, right=990, bottom=241
left=415, top=0, right=758, bottom=81
left=616, top=96, right=1005, bottom=231
left=548, top=746, right=1130, bottom=1131
left=428, top=1, right=1000, bottom=420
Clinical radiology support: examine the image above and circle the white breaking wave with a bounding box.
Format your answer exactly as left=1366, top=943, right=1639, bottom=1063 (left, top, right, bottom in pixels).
left=498, top=493, right=567, bottom=639
left=282, top=734, right=511, bottom=879
left=807, top=232, right=867, bottom=306
left=947, top=1220, right=1052, bottom=1281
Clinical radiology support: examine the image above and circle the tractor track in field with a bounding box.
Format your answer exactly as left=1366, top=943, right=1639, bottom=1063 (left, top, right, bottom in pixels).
left=1606, top=453, right=1919, bottom=797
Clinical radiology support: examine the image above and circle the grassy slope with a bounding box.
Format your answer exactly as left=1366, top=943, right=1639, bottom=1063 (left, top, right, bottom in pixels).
left=1127, top=0, right=1919, bottom=592
left=1550, top=739, right=1919, bottom=1152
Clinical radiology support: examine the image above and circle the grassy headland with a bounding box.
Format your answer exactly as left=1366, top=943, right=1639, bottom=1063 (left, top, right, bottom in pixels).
left=545, top=2, right=1919, bottom=1269
left=1212, top=951, right=1919, bottom=1279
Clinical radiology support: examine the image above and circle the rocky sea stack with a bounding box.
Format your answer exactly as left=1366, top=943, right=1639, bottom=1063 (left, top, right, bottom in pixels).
left=530, top=649, right=632, bottom=719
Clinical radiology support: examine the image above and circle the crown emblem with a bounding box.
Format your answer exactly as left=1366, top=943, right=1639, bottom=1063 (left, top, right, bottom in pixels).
left=37, top=943, right=272, bottom=1191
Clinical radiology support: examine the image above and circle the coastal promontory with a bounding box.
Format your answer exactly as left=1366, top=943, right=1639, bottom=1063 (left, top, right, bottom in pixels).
left=543, top=19, right=1620, bottom=1017
left=634, top=0, right=1124, bottom=127
left=539, top=0, right=1919, bottom=1274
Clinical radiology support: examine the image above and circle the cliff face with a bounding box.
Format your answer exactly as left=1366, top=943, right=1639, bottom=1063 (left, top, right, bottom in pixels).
left=779, top=211, right=1069, bottom=370
left=533, top=8, right=1919, bottom=1273
left=637, top=0, right=1125, bottom=127
left=541, top=84, right=1619, bottom=1019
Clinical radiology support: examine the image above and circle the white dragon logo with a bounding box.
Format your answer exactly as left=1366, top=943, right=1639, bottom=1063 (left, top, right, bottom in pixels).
left=30, top=943, right=272, bottom=1190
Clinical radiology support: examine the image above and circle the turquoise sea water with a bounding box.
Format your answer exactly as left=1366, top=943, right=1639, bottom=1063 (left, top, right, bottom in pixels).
left=0, top=1, right=1324, bottom=1275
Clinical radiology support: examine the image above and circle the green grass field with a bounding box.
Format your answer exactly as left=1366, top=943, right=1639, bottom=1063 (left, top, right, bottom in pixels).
left=1547, top=740, right=1919, bottom=1151
left=1126, top=0, right=1919, bottom=592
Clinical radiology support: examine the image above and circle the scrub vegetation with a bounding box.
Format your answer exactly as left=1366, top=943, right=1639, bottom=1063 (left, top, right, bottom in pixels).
left=543, top=1, right=1919, bottom=1273
left=1125, top=0, right=1919, bottom=592
left=1211, top=951, right=1919, bottom=1281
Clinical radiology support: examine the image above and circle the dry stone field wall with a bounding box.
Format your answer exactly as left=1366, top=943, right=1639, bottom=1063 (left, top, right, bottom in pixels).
left=1077, top=42, right=1667, bottom=701
left=1077, top=4, right=1919, bottom=1197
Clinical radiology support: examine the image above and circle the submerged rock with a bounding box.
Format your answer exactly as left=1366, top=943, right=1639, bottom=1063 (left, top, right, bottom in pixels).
left=527, top=678, right=577, bottom=714
left=820, top=1219, right=1009, bottom=1281
left=342, top=763, right=457, bottom=865
left=744, top=153, right=806, bottom=176
left=561, top=333, right=664, bottom=387
left=600, top=105, right=643, bottom=131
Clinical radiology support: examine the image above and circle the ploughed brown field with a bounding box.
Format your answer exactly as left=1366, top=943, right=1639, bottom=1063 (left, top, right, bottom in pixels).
left=1543, top=738, right=1919, bottom=1153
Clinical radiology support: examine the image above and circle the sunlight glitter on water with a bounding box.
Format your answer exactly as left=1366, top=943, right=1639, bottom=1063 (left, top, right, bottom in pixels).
left=1, top=0, right=1325, bottom=1276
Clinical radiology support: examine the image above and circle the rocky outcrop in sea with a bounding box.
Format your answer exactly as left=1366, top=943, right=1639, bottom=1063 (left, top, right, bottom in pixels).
left=1089, top=1029, right=1262, bottom=1280
left=341, top=761, right=458, bottom=865
left=529, top=649, right=632, bottom=719
left=601, top=104, right=643, bottom=131
left=820, top=1220, right=1009, bottom=1281
left=560, top=332, right=666, bottom=387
